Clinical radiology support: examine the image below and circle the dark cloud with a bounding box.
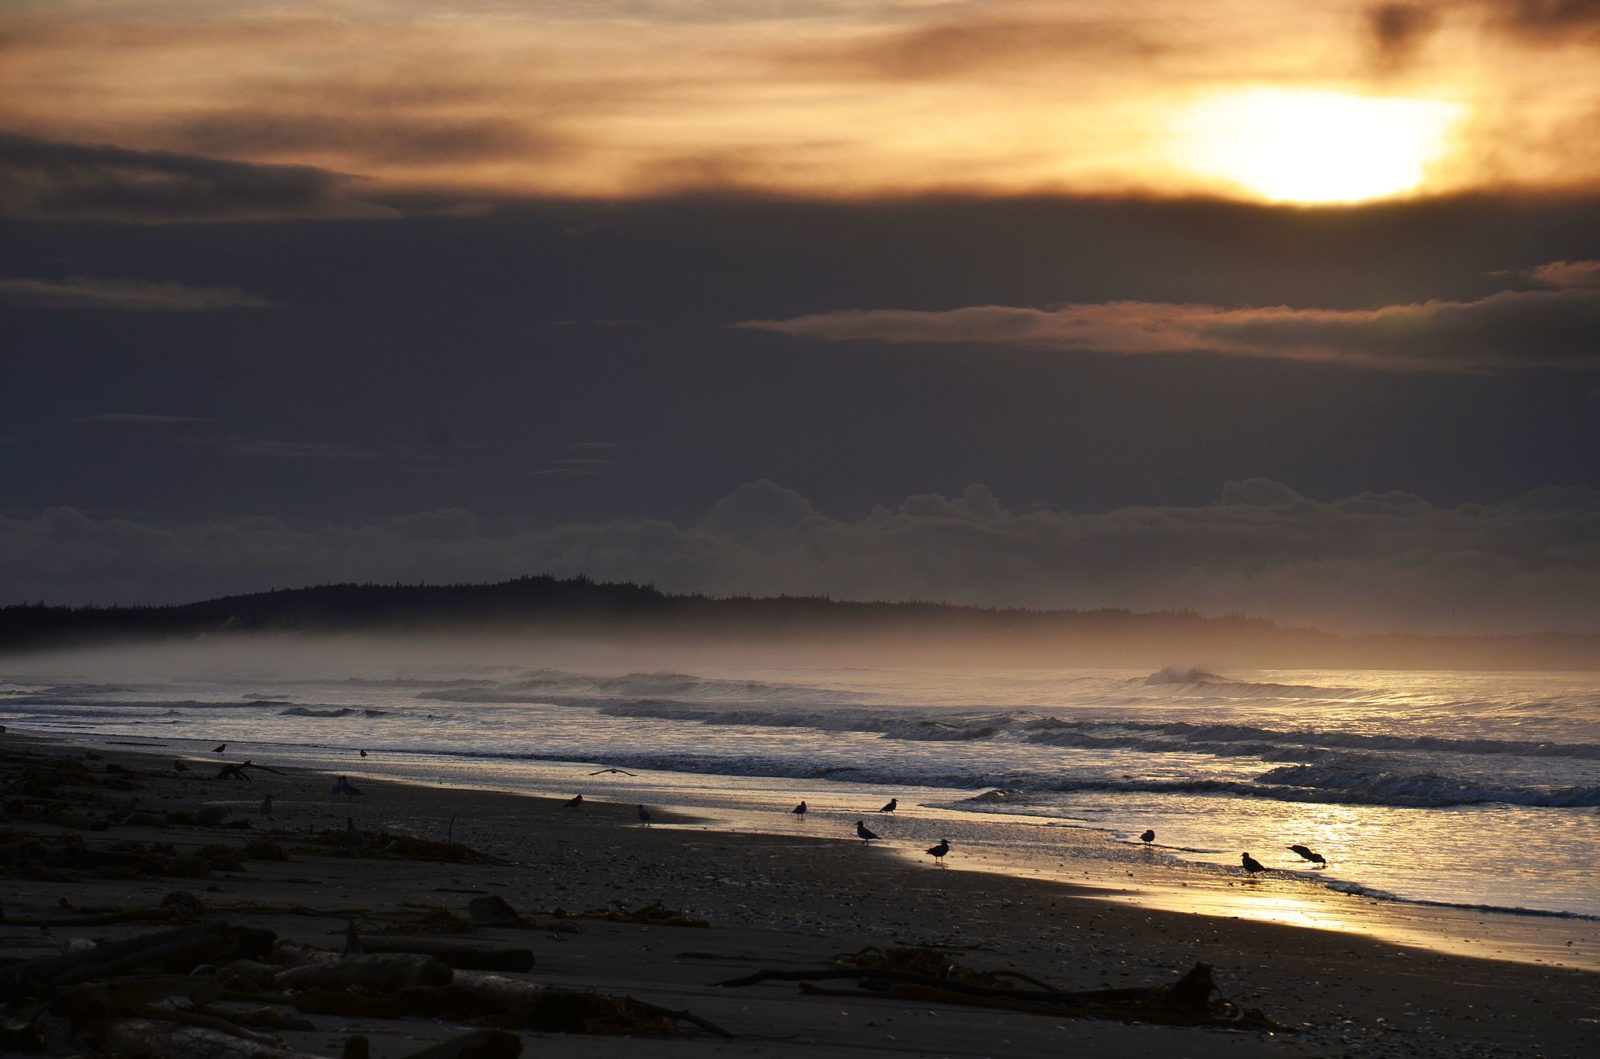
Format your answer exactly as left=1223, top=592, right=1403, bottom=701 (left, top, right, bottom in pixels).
left=0, top=276, right=273, bottom=310
left=5, top=480, right=1597, bottom=634
left=827, top=16, right=1164, bottom=80
left=0, top=131, right=396, bottom=223
left=165, top=113, right=568, bottom=166
left=1365, top=3, right=1439, bottom=70
left=739, top=270, right=1600, bottom=372
left=1486, top=0, right=1600, bottom=40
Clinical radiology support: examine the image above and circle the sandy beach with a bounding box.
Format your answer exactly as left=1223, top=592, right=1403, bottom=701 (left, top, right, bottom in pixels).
left=2, top=731, right=1595, bottom=1059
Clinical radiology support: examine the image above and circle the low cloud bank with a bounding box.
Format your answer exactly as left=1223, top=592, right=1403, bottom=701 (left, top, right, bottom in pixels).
left=5, top=479, right=1598, bottom=636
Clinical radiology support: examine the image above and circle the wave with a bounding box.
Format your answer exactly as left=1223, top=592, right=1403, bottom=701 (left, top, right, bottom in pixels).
left=278, top=706, right=388, bottom=718
left=1139, top=667, right=1350, bottom=698
left=1322, top=881, right=1600, bottom=922
left=419, top=669, right=863, bottom=706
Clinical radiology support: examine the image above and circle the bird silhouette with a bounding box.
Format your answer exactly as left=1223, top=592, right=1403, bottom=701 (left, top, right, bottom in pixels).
left=1287, top=844, right=1327, bottom=867
left=855, top=820, right=880, bottom=843
left=926, top=838, right=950, bottom=866
left=1240, top=852, right=1266, bottom=875
left=563, top=794, right=583, bottom=808
left=1140, top=829, right=1155, bottom=844
left=637, top=804, right=653, bottom=826
left=590, top=768, right=637, bottom=776
left=359, top=749, right=368, bottom=758
left=259, top=793, right=274, bottom=820
left=212, top=743, right=227, bottom=753
left=878, top=798, right=898, bottom=813
left=330, top=776, right=362, bottom=800
left=791, top=800, right=807, bottom=817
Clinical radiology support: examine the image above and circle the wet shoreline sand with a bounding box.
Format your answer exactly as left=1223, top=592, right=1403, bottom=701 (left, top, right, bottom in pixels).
left=2, top=731, right=1596, bottom=1058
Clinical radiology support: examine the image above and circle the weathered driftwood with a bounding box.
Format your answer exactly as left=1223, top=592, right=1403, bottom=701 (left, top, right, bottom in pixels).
left=48, top=973, right=222, bottom=1020
left=399, top=972, right=731, bottom=1037
left=350, top=935, right=534, bottom=972
left=99, top=1018, right=325, bottom=1059
left=0, top=922, right=274, bottom=1001
left=292, top=988, right=410, bottom=1018
left=216, top=760, right=289, bottom=781
left=396, top=1028, right=524, bottom=1059
left=554, top=899, right=708, bottom=928
left=274, top=953, right=453, bottom=994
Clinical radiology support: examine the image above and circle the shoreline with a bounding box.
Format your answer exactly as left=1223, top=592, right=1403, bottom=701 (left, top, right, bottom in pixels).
left=3, top=729, right=1598, bottom=1057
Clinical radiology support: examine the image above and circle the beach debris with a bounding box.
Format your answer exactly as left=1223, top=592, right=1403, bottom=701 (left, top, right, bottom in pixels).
left=274, top=953, right=454, bottom=994
left=925, top=838, right=950, bottom=866
left=791, top=800, right=806, bottom=817
left=878, top=798, right=897, bottom=813
left=715, top=953, right=1281, bottom=1030
left=467, top=895, right=530, bottom=927
left=396, top=1029, right=522, bottom=1059
left=1241, top=852, right=1267, bottom=875
left=197, top=805, right=233, bottom=826
left=1287, top=843, right=1327, bottom=867
left=0, top=921, right=273, bottom=1002
left=398, top=971, right=731, bottom=1037
left=855, top=820, right=880, bottom=843
left=554, top=899, right=708, bottom=929
left=306, top=824, right=507, bottom=865
left=218, top=760, right=287, bottom=781
left=347, top=932, right=535, bottom=972
left=1140, top=829, right=1155, bottom=844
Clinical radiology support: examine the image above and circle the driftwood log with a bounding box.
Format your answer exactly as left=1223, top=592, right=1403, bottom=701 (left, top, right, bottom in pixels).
left=396, top=1028, right=524, bottom=1059
left=274, top=953, right=453, bottom=994
left=0, top=922, right=273, bottom=1001
left=352, top=935, right=535, bottom=972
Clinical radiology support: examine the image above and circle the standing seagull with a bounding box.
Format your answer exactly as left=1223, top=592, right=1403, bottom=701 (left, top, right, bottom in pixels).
left=359, top=749, right=368, bottom=758
left=212, top=743, right=227, bottom=753
left=855, top=820, right=880, bottom=843
left=878, top=798, right=898, bottom=813
left=1240, top=852, right=1266, bottom=875
left=636, top=804, right=653, bottom=827
left=563, top=794, right=583, bottom=809
left=925, top=838, right=950, bottom=866
left=1140, top=829, right=1156, bottom=845
left=1287, top=844, right=1327, bottom=867
left=791, top=800, right=807, bottom=817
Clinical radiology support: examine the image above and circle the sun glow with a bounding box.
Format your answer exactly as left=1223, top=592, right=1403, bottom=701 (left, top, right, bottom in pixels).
left=1171, top=89, right=1464, bottom=204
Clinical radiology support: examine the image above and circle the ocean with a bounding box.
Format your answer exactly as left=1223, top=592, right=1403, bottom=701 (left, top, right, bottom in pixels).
left=5, top=646, right=1597, bottom=935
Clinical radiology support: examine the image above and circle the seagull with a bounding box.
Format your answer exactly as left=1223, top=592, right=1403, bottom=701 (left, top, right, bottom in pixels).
left=1140, top=829, right=1155, bottom=845
left=212, top=743, right=227, bottom=753
left=1241, top=852, right=1266, bottom=875
left=590, top=768, right=637, bottom=776
left=926, top=838, right=950, bottom=866
left=345, top=816, right=361, bottom=845
left=1287, top=844, right=1327, bottom=867
left=359, top=749, right=368, bottom=758
left=637, top=804, right=653, bottom=826
left=791, top=800, right=807, bottom=817
left=855, top=820, right=880, bottom=843
left=330, top=776, right=363, bottom=800
left=563, top=794, right=583, bottom=809
left=259, top=793, right=274, bottom=820
left=878, top=798, right=898, bottom=813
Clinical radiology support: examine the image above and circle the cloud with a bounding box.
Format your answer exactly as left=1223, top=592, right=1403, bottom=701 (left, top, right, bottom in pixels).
left=0, top=276, right=274, bottom=310
left=1484, top=0, right=1600, bottom=41
left=737, top=270, right=1600, bottom=372
left=164, top=113, right=569, bottom=167
left=5, top=480, right=1598, bottom=634
left=1365, top=3, right=1439, bottom=71
left=1530, top=259, right=1600, bottom=288
left=74, top=414, right=211, bottom=426
left=0, top=132, right=396, bottom=222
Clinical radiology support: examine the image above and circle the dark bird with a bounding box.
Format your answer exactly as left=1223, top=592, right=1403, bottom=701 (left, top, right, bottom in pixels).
left=1240, top=852, right=1266, bottom=875
left=855, top=820, right=880, bottom=843
left=590, top=768, right=637, bottom=776
left=926, top=838, right=950, bottom=865
left=359, top=749, right=368, bottom=758
left=212, top=743, right=227, bottom=753
left=259, top=793, right=274, bottom=820
left=791, top=800, right=807, bottom=817
left=330, top=776, right=363, bottom=800
left=1287, top=844, right=1327, bottom=867
left=563, top=794, right=583, bottom=809
left=878, top=798, right=898, bottom=813
left=1140, top=829, right=1155, bottom=844
left=637, top=804, right=653, bottom=826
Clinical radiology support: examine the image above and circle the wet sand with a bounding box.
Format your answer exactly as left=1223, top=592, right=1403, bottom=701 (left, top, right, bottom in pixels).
left=2, top=732, right=1596, bottom=1058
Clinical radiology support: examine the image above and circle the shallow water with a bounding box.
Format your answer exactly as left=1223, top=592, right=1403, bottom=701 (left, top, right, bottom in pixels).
left=5, top=657, right=1597, bottom=937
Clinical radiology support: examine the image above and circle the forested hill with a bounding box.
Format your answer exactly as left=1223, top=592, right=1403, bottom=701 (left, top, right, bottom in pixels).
left=1, top=575, right=1595, bottom=670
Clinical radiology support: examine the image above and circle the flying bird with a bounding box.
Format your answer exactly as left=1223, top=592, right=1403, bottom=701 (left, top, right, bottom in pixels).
left=1287, top=844, right=1327, bottom=867
left=1140, top=829, right=1155, bottom=845
left=855, top=820, right=880, bottom=843
left=563, top=794, right=583, bottom=809
left=878, top=798, right=898, bottom=813
left=212, top=743, right=227, bottom=753
left=791, top=800, right=807, bottom=817
left=637, top=804, right=653, bottom=826
left=1240, top=852, right=1266, bottom=875
left=590, top=768, right=637, bottom=776
left=926, top=838, right=950, bottom=866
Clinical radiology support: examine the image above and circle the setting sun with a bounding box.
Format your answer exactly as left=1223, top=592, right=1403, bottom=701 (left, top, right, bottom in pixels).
left=1171, top=89, right=1465, bottom=204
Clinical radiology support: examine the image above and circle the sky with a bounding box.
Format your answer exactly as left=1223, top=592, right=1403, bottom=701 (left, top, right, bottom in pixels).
left=2, top=1, right=1598, bottom=635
